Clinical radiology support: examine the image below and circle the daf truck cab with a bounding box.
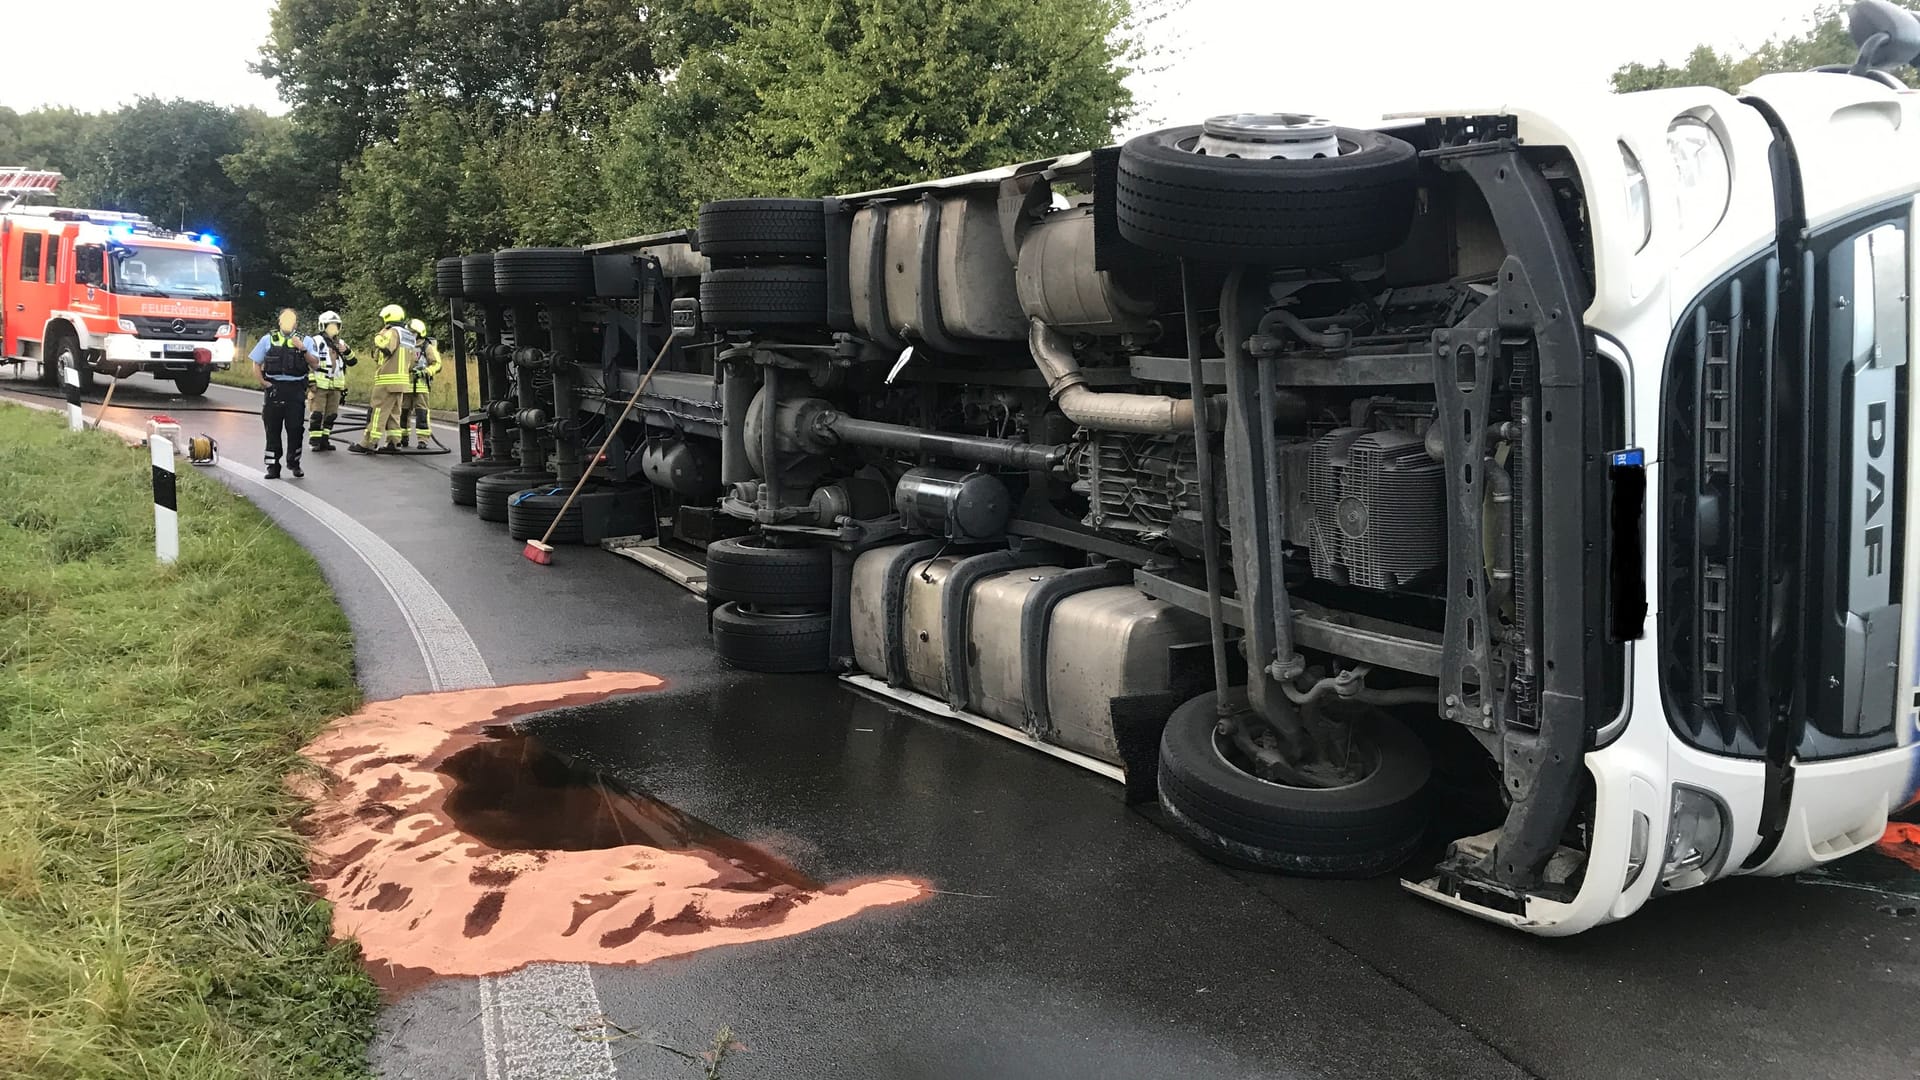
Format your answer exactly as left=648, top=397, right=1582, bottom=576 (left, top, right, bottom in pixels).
left=437, top=1, right=1920, bottom=933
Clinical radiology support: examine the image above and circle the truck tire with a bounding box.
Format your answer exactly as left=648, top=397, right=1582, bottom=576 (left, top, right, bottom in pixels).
left=697, top=199, right=827, bottom=264
left=172, top=370, right=211, bottom=398
left=506, top=487, right=588, bottom=544
left=1156, top=690, right=1431, bottom=877
left=1115, top=124, right=1418, bottom=266
left=462, top=253, right=497, bottom=299
left=698, top=266, right=828, bottom=330
left=450, top=459, right=522, bottom=506
left=704, top=536, right=833, bottom=610
left=710, top=602, right=830, bottom=674
left=474, top=469, right=554, bottom=523
left=435, top=257, right=466, bottom=299
left=495, top=247, right=594, bottom=299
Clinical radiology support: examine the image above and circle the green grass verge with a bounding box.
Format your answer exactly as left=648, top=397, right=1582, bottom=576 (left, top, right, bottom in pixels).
left=0, top=405, right=377, bottom=1078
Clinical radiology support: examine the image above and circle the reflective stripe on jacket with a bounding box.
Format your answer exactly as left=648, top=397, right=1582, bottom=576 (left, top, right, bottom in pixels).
left=371, top=324, right=419, bottom=387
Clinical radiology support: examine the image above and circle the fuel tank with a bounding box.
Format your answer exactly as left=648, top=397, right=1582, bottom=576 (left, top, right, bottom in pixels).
left=848, top=547, right=1205, bottom=766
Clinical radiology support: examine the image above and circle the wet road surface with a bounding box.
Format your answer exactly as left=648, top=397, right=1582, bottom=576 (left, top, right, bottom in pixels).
left=9, top=371, right=1920, bottom=1079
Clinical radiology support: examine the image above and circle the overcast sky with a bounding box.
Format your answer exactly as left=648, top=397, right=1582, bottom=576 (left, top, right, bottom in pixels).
left=0, top=0, right=1848, bottom=124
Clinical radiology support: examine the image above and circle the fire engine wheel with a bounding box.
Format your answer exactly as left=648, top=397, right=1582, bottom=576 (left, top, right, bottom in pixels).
left=698, top=266, right=829, bottom=329
left=474, top=469, right=555, bottom=523
left=494, top=247, right=595, bottom=299
left=461, top=254, right=497, bottom=299
left=450, top=459, right=523, bottom=506
left=1115, top=121, right=1418, bottom=266
left=172, top=371, right=212, bottom=398
left=709, top=602, right=830, bottom=674
left=435, top=257, right=466, bottom=299
left=1156, top=690, right=1431, bottom=877
left=44, top=337, right=95, bottom=392
left=697, top=199, right=827, bottom=265
left=703, top=536, right=833, bottom=610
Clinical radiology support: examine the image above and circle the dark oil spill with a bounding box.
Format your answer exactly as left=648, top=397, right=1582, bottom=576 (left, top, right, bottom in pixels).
left=435, top=727, right=819, bottom=890
left=300, top=673, right=928, bottom=995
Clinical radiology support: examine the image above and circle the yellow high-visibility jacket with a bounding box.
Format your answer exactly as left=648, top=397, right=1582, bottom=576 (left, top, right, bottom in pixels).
left=371, top=324, right=419, bottom=388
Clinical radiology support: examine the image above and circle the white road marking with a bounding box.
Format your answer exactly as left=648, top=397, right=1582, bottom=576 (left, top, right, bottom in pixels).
left=215, top=460, right=493, bottom=692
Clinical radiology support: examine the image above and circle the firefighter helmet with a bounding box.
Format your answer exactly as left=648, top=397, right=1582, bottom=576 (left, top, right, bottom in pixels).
left=408, top=318, right=427, bottom=336
left=378, top=304, right=407, bottom=325
left=318, top=310, right=342, bottom=328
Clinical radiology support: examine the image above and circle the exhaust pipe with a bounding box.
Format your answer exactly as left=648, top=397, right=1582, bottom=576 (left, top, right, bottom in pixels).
left=1028, top=319, right=1221, bottom=434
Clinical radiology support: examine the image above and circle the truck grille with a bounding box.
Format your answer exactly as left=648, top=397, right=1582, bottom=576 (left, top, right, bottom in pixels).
left=125, top=316, right=222, bottom=341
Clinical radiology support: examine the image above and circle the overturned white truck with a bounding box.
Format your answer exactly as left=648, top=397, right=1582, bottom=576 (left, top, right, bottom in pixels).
left=438, top=2, right=1920, bottom=933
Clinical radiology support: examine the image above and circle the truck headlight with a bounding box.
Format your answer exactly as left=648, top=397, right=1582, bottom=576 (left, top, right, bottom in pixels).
left=1620, top=143, right=1651, bottom=254
left=1666, top=117, right=1730, bottom=253
left=116, top=318, right=136, bottom=333
left=1658, top=785, right=1727, bottom=892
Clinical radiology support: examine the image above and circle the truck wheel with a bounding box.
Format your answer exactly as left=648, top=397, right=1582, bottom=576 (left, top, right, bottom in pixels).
left=710, top=602, right=830, bottom=673
left=474, top=469, right=555, bottom=523
left=435, top=257, right=466, bottom=299
left=1115, top=119, right=1418, bottom=266
left=462, top=253, right=497, bottom=299
left=450, top=459, right=522, bottom=506
left=506, top=487, right=588, bottom=544
left=704, top=536, right=833, bottom=610
left=697, top=199, right=826, bottom=264
left=1156, top=690, right=1431, bottom=877
left=698, top=266, right=828, bottom=330
left=495, top=247, right=594, bottom=299
left=173, top=371, right=212, bottom=398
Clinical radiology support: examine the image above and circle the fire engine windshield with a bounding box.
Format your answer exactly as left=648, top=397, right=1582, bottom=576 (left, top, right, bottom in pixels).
left=108, top=245, right=231, bottom=300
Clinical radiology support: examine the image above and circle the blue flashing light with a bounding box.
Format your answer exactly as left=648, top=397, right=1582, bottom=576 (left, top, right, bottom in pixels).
left=198, top=232, right=220, bottom=249
left=256, top=290, right=267, bottom=298
left=108, top=223, right=136, bottom=239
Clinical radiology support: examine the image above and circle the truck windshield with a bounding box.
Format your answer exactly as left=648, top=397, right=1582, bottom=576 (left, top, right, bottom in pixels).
left=108, top=245, right=229, bottom=299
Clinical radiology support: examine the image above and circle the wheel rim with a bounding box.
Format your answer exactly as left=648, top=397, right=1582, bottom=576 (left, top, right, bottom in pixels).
left=1209, top=711, right=1382, bottom=791
left=1186, top=114, right=1343, bottom=160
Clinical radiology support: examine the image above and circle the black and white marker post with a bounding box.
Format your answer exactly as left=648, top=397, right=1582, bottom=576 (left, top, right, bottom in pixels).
left=63, top=363, right=83, bottom=431
left=150, top=434, right=178, bottom=565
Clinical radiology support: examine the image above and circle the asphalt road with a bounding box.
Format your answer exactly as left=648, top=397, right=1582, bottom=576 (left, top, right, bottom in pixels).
left=9, top=368, right=1920, bottom=1080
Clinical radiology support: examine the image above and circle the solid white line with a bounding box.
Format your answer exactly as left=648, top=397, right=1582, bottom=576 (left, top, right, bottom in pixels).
left=214, top=460, right=493, bottom=691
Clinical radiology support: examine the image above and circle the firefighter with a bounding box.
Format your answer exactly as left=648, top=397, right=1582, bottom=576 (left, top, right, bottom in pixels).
left=248, top=308, right=323, bottom=479
left=398, top=316, right=441, bottom=449
left=305, top=309, right=356, bottom=452
left=350, top=304, right=417, bottom=455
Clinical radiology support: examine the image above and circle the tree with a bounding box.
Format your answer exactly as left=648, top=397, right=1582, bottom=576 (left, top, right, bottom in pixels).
left=1612, top=2, right=1919, bottom=92
left=722, top=0, right=1136, bottom=195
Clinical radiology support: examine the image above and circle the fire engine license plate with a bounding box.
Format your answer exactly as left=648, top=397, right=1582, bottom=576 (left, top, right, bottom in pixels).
left=163, top=345, right=196, bottom=357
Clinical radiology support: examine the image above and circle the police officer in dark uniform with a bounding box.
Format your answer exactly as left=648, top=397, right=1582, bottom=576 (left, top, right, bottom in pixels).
left=248, top=308, right=323, bottom=479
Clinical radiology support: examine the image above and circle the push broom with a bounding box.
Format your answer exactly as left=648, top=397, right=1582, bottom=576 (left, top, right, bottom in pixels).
left=523, top=334, right=675, bottom=565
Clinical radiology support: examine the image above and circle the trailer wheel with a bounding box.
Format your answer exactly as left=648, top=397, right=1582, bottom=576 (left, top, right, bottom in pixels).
left=1156, top=690, right=1431, bottom=877
left=435, top=257, right=466, bottom=299
left=704, top=536, right=833, bottom=610
left=1115, top=120, right=1418, bottom=266
left=474, top=469, right=555, bottom=523
left=710, top=602, right=830, bottom=673
left=172, top=371, right=211, bottom=398
left=450, top=459, right=523, bottom=507
left=495, top=247, right=594, bottom=299
left=506, top=486, right=589, bottom=544
left=697, top=199, right=827, bottom=265
left=461, top=253, right=497, bottom=299
left=698, top=266, right=829, bottom=330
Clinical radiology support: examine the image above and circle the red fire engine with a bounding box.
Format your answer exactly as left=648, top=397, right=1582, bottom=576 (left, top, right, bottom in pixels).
left=0, top=169, right=239, bottom=398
